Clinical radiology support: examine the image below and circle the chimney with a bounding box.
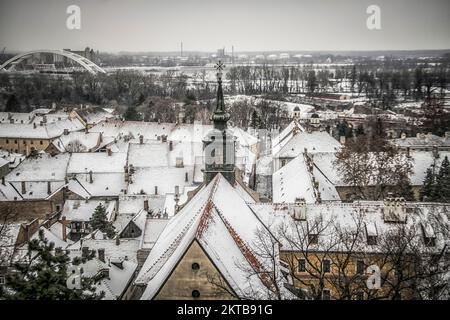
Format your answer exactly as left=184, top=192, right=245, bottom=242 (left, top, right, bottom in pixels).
left=144, top=199, right=149, bottom=211
left=185, top=172, right=188, bottom=182
left=97, top=248, right=105, bottom=263
left=115, top=236, right=120, bottom=246
left=89, top=170, right=93, bottom=183
left=433, top=146, right=439, bottom=159
left=61, top=216, right=67, bottom=241
left=63, top=128, right=69, bottom=135
left=47, top=181, right=51, bottom=195
left=99, top=132, right=103, bottom=142
left=154, top=186, right=158, bottom=195
left=33, top=123, right=37, bottom=129
left=21, top=181, right=26, bottom=194
left=139, top=135, right=144, bottom=144
left=169, top=141, right=173, bottom=151
left=1, top=177, right=5, bottom=185
left=107, top=148, right=112, bottom=156
left=161, top=135, right=167, bottom=143
left=43, top=115, right=47, bottom=124
left=406, top=147, right=411, bottom=158
left=339, top=136, right=346, bottom=144
left=175, top=157, right=184, bottom=168
left=174, top=186, right=180, bottom=215
left=85, top=127, right=88, bottom=134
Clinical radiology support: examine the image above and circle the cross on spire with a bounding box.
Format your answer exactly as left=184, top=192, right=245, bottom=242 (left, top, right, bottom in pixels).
left=212, top=60, right=229, bottom=129
left=215, top=60, right=225, bottom=80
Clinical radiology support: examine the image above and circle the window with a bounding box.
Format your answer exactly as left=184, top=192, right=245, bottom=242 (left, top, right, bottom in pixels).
left=6, top=140, right=9, bottom=144
left=14, top=140, right=17, bottom=144
left=192, top=263, right=200, bottom=270
left=322, top=289, right=331, bottom=300
left=308, top=234, right=318, bottom=245
left=424, top=237, right=436, bottom=247
left=23, top=140, right=26, bottom=145
left=30, top=140, right=34, bottom=145
left=322, top=259, right=331, bottom=273
left=40, top=140, right=43, bottom=145
left=356, top=291, right=364, bottom=300
left=298, top=259, right=306, bottom=272
left=192, top=290, right=200, bottom=298
left=0, top=276, right=5, bottom=285
left=356, top=260, right=365, bottom=275
left=367, top=235, right=377, bottom=245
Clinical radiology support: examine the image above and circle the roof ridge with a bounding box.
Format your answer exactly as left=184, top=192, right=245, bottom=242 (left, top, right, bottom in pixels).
left=139, top=176, right=221, bottom=282
left=213, top=203, right=273, bottom=290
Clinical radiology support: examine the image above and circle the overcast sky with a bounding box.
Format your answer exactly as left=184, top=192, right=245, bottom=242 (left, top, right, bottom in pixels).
left=0, top=0, right=449, bottom=53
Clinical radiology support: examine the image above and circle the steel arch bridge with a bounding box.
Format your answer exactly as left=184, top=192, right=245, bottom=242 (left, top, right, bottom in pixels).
left=0, top=49, right=106, bottom=75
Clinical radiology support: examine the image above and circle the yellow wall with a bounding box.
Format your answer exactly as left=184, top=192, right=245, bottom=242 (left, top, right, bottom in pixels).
left=155, top=240, right=237, bottom=300
left=0, top=138, right=51, bottom=156
left=281, top=251, right=416, bottom=300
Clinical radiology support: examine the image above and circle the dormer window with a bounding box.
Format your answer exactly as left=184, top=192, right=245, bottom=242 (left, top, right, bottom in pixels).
left=308, top=233, right=318, bottom=245
left=421, top=223, right=436, bottom=247
left=365, top=222, right=378, bottom=245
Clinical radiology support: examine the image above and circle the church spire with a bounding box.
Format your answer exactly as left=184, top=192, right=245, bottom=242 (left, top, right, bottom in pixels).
left=212, top=60, right=230, bottom=130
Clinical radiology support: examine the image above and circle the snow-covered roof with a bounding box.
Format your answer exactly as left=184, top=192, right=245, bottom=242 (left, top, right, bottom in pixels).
left=5, top=153, right=70, bottom=182
left=134, top=174, right=278, bottom=300
left=0, top=112, right=33, bottom=124
left=0, top=150, right=25, bottom=169
left=274, top=131, right=341, bottom=158
left=128, top=166, right=195, bottom=196
left=273, top=153, right=340, bottom=203
left=62, top=199, right=116, bottom=222
left=310, top=150, right=450, bottom=187
left=90, top=120, right=175, bottom=140
left=0, top=223, right=22, bottom=264
left=67, top=152, right=127, bottom=174
left=127, top=142, right=169, bottom=167
left=250, top=201, right=450, bottom=253
left=74, top=107, right=115, bottom=125
left=31, top=226, right=72, bottom=249
left=271, top=120, right=305, bottom=155
left=52, top=132, right=101, bottom=153
left=391, top=134, right=450, bottom=149
left=68, top=173, right=127, bottom=198
left=0, top=116, right=84, bottom=139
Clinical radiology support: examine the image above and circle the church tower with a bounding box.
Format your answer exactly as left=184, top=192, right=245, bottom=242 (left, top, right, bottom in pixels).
left=203, top=61, right=236, bottom=185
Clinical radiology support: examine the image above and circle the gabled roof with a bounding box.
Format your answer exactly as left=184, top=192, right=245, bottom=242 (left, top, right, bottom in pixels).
left=52, top=132, right=101, bottom=153
left=271, top=120, right=305, bottom=156
left=274, top=131, right=341, bottom=158
left=134, top=174, right=276, bottom=300
left=273, top=153, right=340, bottom=203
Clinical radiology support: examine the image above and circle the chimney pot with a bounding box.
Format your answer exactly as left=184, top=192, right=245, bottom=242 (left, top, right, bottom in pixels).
left=61, top=216, right=67, bottom=241
left=144, top=199, right=149, bottom=211
left=97, top=248, right=105, bottom=262
left=89, top=170, right=93, bottom=183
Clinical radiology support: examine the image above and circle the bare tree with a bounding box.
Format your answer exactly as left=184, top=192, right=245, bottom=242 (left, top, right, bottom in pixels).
left=334, top=134, right=413, bottom=200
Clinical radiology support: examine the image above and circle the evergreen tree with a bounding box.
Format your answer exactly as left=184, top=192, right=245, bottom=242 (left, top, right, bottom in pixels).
left=435, top=156, right=450, bottom=202
left=4, top=94, right=20, bottom=112
left=355, top=124, right=365, bottom=136
left=396, top=175, right=415, bottom=201
left=249, top=109, right=261, bottom=129
left=422, top=168, right=435, bottom=201
left=0, top=230, right=103, bottom=300
left=123, top=105, right=141, bottom=121
left=90, top=203, right=116, bottom=238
